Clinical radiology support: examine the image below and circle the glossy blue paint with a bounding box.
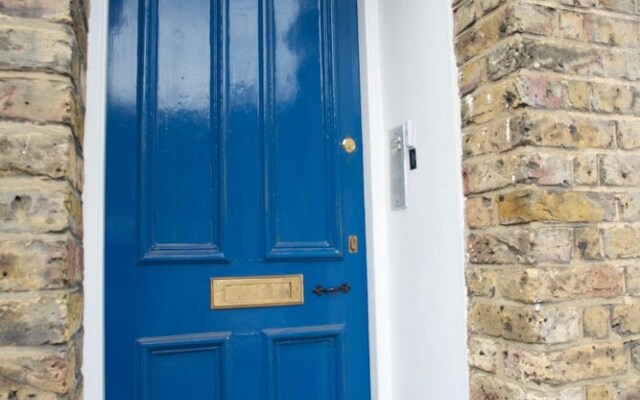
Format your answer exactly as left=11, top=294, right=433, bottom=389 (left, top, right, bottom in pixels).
left=137, top=333, right=230, bottom=400
left=264, top=325, right=345, bottom=400
left=106, top=0, right=370, bottom=398
left=263, top=0, right=343, bottom=261
left=139, top=0, right=226, bottom=263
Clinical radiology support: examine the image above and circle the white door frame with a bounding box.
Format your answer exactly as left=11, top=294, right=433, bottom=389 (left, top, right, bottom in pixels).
left=82, top=1, right=393, bottom=398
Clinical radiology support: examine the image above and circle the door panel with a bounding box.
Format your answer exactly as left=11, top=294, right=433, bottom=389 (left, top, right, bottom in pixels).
left=139, top=0, right=225, bottom=262
left=106, top=0, right=369, bottom=398
left=263, top=0, right=342, bottom=260
left=265, top=325, right=345, bottom=400
left=138, top=333, right=230, bottom=400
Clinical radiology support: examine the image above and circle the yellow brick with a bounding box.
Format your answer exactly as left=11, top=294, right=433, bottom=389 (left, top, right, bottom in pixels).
left=587, top=384, right=615, bottom=400
left=498, top=189, right=616, bottom=224
left=584, top=306, right=610, bottom=339
left=567, top=81, right=590, bottom=110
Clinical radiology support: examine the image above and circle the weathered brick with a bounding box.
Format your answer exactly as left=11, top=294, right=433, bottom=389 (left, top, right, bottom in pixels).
left=603, top=225, right=640, bottom=259
left=466, top=196, right=495, bottom=228
left=461, top=80, right=517, bottom=126
left=591, top=82, right=639, bottom=114
left=0, top=0, right=78, bottom=22
left=518, top=115, right=611, bottom=152
left=468, top=229, right=532, bottom=264
left=0, top=236, right=82, bottom=291
left=503, top=342, right=627, bottom=385
left=0, top=179, right=81, bottom=235
left=456, top=4, right=556, bottom=65
left=562, top=11, right=640, bottom=48
left=468, top=335, right=498, bottom=372
left=617, top=120, right=640, bottom=150
left=74, top=152, right=83, bottom=192
left=498, top=189, right=617, bottom=224
left=0, top=291, right=82, bottom=345
left=462, top=116, right=518, bottom=157
left=613, top=379, right=640, bottom=399
left=455, top=12, right=503, bottom=65
left=468, top=227, right=572, bottom=264
left=466, top=266, right=497, bottom=297
left=602, top=50, right=640, bottom=81
left=0, top=122, right=79, bottom=185
left=469, top=301, right=581, bottom=343
left=625, top=265, right=640, bottom=296
left=587, top=384, right=615, bottom=400
left=523, top=154, right=573, bottom=186
left=463, top=153, right=571, bottom=194
left=0, top=376, right=62, bottom=399
left=516, top=75, right=565, bottom=109
left=0, top=0, right=86, bottom=398
left=500, top=266, right=622, bottom=303
left=575, top=226, right=604, bottom=260
left=470, top=370, right=583, bottom=400
left=567, top=80, right=591, bottom=110
left=465, top=231, right=512, bottom=264
left=0, top=17, right=76, bottom=74
left=462, top=75, right=567, bottom=126
left=632, top=345, right=640, bottom=371
left=588, top=14, right=640, bottom=48
left=477, top=0, right=506, bottom=13
left=612, top=299, right=640, bottom=335
left=454, top=0, right=477, bottom=34
left=0, top=74, right=79, bottom=130
left=584, top=306, right=611, bottom=339
left=601, top=154, right=640, bottom=186
left=574, top=154, right=599, bottom=186
left=459, top=58, right=485, bottom=96
left=617, top=192, right=640, bottom=222
left=559, top=0, right=598, bottom=7
left=599, top=0, right=636, bottom=13
left=457, top=0, right=640, bottom=397
left=71, top=383, right=83, bottom=400
left=0, top=344, right=76, bottom=394
left=531, top=228, right=573, bottom=263
left=517, top=112, right=614, bottom=149
left=560, top=10, right=590, bottom=42
left=487, top=38, right=603, bottom=81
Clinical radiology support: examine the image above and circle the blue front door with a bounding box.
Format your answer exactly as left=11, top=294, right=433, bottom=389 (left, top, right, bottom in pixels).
left=105, top=0, right=370, bottom=398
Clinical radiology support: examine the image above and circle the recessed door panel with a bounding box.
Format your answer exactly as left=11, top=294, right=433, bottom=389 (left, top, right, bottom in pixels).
left=139, top=0, right=225, bottom=262
left=265, top=325, right=344, bottom=400
left=263, top=0, right=342, bottom=261
left=106, top=0, right=370, bottom=398
left=137, top=333, right=229, bottom=400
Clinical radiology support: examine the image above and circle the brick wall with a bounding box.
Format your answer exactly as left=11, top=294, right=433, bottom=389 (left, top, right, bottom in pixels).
left=454, top=0, right=640, bottom=398
left=0, top=1, right=86, bottom=398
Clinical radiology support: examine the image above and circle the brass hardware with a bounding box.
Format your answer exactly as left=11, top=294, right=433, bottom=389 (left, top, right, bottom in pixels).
left=210, top=275, right=304, bottom=309
left=348, top=235, right=358, bottom=254
left=342, top=137, right=357, bottom=153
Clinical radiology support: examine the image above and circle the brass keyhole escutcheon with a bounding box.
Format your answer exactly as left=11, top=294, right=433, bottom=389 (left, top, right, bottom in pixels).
left=342, top=137, right=356, bottom=153
left=348, top=235, right=358, bottom=254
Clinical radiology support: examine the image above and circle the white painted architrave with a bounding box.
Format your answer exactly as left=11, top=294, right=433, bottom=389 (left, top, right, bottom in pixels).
left=356, top=0, right=393, bottom=398
left=83, top=0, right=108, bottom=397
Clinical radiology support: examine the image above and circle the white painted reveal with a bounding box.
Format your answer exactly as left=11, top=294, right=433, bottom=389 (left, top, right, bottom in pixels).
left=359, top=0, right=469, bottom=398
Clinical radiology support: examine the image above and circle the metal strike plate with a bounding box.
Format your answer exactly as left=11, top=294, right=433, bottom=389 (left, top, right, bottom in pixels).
left=210, top=275, right=304, bottom=310
left=390, top=124, right=407, bottom=210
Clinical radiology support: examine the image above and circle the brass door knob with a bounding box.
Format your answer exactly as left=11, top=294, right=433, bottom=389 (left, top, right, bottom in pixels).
left=342, top=137, right=356, bottom=153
